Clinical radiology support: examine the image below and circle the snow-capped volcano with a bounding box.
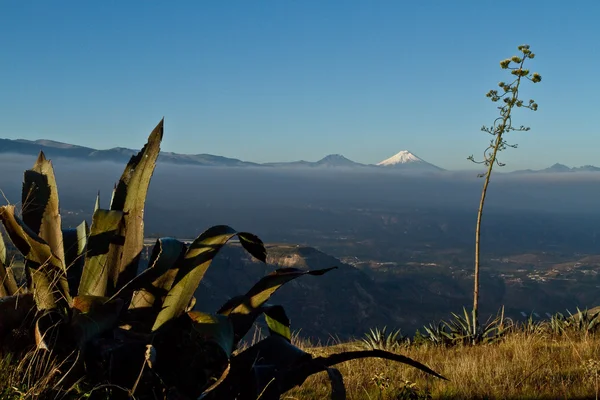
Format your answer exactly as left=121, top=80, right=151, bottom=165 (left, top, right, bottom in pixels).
left=376, top=150, right=443, bottom=171
left=377, top=150, right=423, bottom=166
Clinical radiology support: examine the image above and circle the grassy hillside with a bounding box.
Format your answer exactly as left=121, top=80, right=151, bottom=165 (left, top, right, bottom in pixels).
left=288, top=331, right=600, bottom=399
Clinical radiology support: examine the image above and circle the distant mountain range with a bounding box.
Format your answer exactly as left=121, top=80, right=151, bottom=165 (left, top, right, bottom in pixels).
left=1, top=138, right=598, bottom=173
left=513, top=163, right=600, bottom=174
left=0, top=138, right=444, bottom=172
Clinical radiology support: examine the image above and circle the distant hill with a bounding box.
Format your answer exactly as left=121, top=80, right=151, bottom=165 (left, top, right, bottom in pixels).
left=0, top=138, right=262, bottom=167
left=513, top=163, right=600, bottom=174
left=264, top=154, right=367, bottom=169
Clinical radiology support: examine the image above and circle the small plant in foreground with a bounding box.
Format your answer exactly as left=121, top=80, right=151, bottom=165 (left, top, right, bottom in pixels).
left=362, top=326, right=408, bottom=351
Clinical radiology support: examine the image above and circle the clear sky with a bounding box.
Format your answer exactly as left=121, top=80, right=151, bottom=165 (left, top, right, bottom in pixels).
left=1, top=1, right=598, bottom=171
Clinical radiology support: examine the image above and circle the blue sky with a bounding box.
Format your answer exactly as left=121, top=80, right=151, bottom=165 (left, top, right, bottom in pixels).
left=0, top=1, right=598, bottom=170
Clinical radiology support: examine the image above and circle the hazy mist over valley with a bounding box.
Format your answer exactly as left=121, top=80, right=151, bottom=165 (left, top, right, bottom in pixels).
left=2, top=154, right=600, bottom=237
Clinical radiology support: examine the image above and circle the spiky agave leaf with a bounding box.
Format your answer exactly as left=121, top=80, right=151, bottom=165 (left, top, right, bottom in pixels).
left=0, top=264, right=19, bottom=297
left=21, top=152, right=66, bottom=272
left=105, top=119, right=163, bottom=295
left=0, top=205, right=71, bottom=309
left=182, top=310, right=237, bottom=396
left=78, top=209, right=124, bottom=297
left=187, top=311, right=235, bottom=357
left=94, top=191, right=100, bottom=213
left=326, top=367, right=346, bottom=400
left=63, top=220, right=89, bottom=295
left=263, top=305, right=291, bottom=341
left=0, top=229, right=19, bottom=297
left=152, top=225, right=266, bottom=332
left=121, top=237, right=187, bottom=311
left=70, top=295, right=124, bottom=348
left=217, top=267, right=337, bottom=344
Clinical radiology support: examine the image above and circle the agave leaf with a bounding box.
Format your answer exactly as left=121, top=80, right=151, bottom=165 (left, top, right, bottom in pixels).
left=106, top=119, right=163, bottom=294
left=187, top=311, right=234, bottom=357
left=0, top=205, right=71, bottom=309
left=214, top=337, right=312, bottom=398
left=94, top=191, right=100, bottom=213
left=72, top=294, right=110, bottom=312
left=263, top=305, right=291, bottom=341
left=0, top=230, right=19, bottom=296
left=70, top=295, right=124, bottom=348
left=124, top=237, right=187, bottom=310
left=0, top=227, right=6, bottom=266
left=30, top=268, right=61, bottom=310
left=326, top=368, right=346, bottom=400
left=22, top=152, right=65, bottom=271
left=218, top=267, right=337, bottom=343
left=272, top=348, right=447, bottom=396
left=237, top=232, right=267, bottom=263
left=0, top=265, right=19, bottom=297
left=63, top=221, right=89, bottom=295
left=109, top=184, right=117, bottom=210
left=463, top=308, right=471, bottom=332
left=232, top=334, right=312, bottom=372
left=79, top=209, right=124, bottom=297
left=152, top=225, right=265, bottom=332
left=292, top=348, right=447, bottom=393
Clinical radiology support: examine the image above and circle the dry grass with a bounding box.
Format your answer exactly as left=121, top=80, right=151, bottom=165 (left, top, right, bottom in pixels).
left=3, top=330, right=600, bottom=399
left=287, top=332, right=600, bottom=399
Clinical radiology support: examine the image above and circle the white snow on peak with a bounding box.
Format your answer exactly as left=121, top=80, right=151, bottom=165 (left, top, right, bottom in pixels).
left=377, top=150, right=423, bottom=166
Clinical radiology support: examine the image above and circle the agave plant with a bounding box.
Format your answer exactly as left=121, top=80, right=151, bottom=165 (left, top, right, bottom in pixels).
left=423, top=307, right=506, bottom=346
left=550, top=312, right=570, bottom=336
left=0, top=120, right=445, bottom=399
left=361, top=326, right=408, bottom=351
left=422, top=321, right=453, bottom=347
left=546, top=308, right=600, bottom=337
left=445, top=307, right=507, bottom=346
left=518, top=313, right=547, bottom=336
left=567, top=308, right=600, bottom=335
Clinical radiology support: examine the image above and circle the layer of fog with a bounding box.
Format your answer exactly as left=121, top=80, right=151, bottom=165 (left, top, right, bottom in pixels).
left=1, top=154, right=600, bottom=239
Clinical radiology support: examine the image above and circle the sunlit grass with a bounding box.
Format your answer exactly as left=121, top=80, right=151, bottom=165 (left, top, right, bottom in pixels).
left=288, top=332, right=600, bottom=399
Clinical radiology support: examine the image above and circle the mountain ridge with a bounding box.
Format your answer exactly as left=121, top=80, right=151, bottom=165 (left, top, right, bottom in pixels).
left=1, top=137, right=599, bottom=173
left=513, top=163, right=600, bottom=174
left=0, top=137, right=444, bottom=171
